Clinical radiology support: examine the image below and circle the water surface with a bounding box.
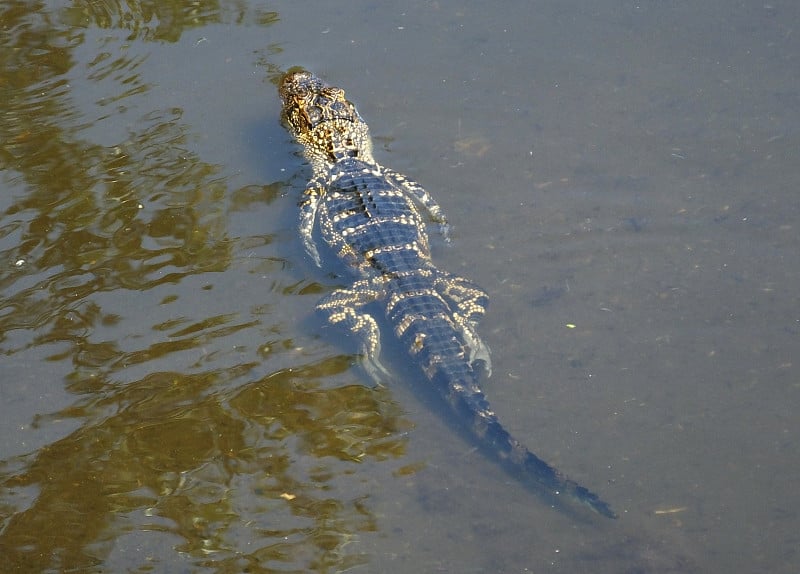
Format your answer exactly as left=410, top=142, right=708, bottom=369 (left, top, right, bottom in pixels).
left=1, top=1, right=798, bottom=572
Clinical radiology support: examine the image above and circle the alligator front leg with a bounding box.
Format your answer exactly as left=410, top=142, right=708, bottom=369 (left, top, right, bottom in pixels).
left=383, top=168, right=451, bottom=242
left=299, top=179, right=325, bottom=266
left=315, top=277, right=391, bottom=383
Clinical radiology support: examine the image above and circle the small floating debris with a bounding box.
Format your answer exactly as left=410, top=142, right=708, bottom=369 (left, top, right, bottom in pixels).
left=653, top=506, right=687, bottom=515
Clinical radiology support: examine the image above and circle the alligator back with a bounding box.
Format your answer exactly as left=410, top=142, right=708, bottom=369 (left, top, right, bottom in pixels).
left=321, top=157, right=430, bottom=276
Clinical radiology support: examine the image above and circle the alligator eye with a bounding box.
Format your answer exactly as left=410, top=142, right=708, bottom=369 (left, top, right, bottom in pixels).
left=306, top=106, right=322, bottom=123
left=289, top=82, right=309, bottom=98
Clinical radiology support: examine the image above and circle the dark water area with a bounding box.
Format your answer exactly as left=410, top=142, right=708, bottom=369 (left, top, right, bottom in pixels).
left=1, top=1, right=798, bottom=572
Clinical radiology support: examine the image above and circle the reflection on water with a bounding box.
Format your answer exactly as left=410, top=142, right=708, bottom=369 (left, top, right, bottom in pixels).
left=2, top=359, right=406, bottom=572
left=0, top=1, right=405, bottom=571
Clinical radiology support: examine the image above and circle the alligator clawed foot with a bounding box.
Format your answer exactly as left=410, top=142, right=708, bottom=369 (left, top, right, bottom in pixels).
left=360, top=352, right=392, bottom=387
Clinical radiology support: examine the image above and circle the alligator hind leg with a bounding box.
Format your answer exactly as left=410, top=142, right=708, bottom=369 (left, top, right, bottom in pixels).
left=434, top=273, right=492, bottom=376
left=435, top=273, right=489, bottom=325
left=316, top=277, right=391, bottom=383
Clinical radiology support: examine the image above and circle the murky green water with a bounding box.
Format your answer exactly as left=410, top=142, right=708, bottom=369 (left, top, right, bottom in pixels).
left=0, top=2, right=403, bottom=571
left=2, top=1, right=799, bottom=573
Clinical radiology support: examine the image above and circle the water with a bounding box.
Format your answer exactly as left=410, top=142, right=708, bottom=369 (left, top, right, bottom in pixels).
left=1, top=1, right=798, bottom=572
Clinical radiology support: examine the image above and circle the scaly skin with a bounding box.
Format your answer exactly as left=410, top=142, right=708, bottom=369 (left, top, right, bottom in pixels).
left=279, top=70, right=615, bottom=518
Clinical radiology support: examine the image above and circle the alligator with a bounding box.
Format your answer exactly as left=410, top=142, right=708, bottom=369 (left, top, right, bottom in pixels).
left=278, top=70, right=615, bottom=518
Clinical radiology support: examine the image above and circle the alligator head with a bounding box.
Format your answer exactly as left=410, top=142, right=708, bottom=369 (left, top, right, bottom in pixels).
left=279, top=71, right=374, bottom=166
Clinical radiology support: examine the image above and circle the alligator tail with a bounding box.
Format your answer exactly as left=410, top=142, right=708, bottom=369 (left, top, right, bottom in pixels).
left=389, top=280, right=615, bottom=518
left=438, top=372, right=617, bottom=519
